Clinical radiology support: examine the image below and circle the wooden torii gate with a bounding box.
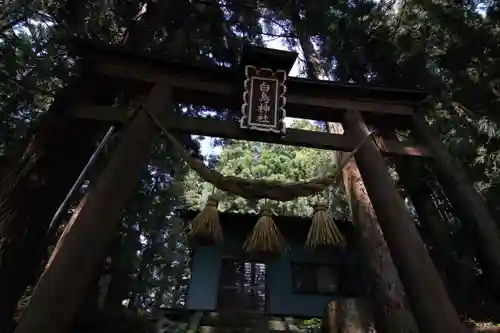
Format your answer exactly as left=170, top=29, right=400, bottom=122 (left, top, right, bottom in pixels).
left=12, top=39, right=498, bottom=333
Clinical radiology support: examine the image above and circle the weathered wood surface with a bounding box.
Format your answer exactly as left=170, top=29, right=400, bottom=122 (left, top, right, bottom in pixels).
left=323, top=299, right=373, bottom=333
left=330, top=123, right=419, bottom=333
left=90, top=58, right=413, bottom=126
left=343, top=111, right=466, bottom=333
left=381, top=127, right=477, bottom=315
left=13, top=82, right=172, bottom=333
left=71, top=38, right=430, bottom=128
left=70, top=106, right=430, bottom=157
left=0, top=79, right=109, bottom=331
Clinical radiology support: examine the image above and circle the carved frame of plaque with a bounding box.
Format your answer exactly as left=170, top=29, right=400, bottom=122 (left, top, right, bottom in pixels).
left=240, top=65, right=287, bottom=134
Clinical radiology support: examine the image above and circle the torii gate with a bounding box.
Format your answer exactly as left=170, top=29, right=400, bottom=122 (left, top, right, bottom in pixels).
left=13, top=39, right=499, bottom=333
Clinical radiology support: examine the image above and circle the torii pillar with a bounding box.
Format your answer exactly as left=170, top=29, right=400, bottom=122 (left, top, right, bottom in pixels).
left=343, top=110, right=466, bottom=333
left=14, top=82, right=172, bottom=333
left=412, top=114, right=500, bottom=286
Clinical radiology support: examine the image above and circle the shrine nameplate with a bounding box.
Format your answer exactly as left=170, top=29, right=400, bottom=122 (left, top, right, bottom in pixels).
left=240, top=65, right=287, bottom=134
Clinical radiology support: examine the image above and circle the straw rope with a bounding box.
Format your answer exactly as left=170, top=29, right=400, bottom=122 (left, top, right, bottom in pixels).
left=143, top=107, right=372, bottom=201
left=305, top=200, right=346, bottom=249
left=243, top=204, right=287, bottom=254
left=186, top=194, right=223, bottom=244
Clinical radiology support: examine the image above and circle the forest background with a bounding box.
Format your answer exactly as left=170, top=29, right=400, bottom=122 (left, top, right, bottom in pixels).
left=2, top=0, right=500, bottom=332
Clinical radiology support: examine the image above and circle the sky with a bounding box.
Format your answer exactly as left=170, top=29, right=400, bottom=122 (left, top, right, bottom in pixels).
left=198, top=36, right=304, bottom=156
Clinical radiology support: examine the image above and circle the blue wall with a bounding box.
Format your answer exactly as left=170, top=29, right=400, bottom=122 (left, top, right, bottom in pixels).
left=185, top=239, right=351, bottom=317
left=185, top=246, right=221, bottom=311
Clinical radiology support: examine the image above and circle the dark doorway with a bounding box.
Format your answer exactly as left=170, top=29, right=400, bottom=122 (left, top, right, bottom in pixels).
left=217, top=259, right=267, bottom=313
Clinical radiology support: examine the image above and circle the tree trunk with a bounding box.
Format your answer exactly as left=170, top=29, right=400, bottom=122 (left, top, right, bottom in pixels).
left=102, top=225, right=140, bottom=313
left=337, top=298, right=371, bottom=333
left=0, top=2, right=174, bottom=330
left=0, top=82, right=106, bottom=331
left=327, top=123, right=419, bottom=333
left=342, top=111, right=465, bottom=333
left=13, top=82, right=172, bottom=333
left=291, top=25, right=418, bottom=331
left=323, top=299, right=372, bottom=333
left=75, top=266, right=106, bottom=326
left=323, top=301, right=340, bottom=333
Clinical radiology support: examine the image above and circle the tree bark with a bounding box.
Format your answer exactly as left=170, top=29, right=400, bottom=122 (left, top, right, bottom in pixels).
left=74, top=265, right=106, bottom=326
left=343, top=111, right=465, bottom=333
left=328, top=123, right=419, bottom=333
left=294, top=25, right=418, bottom=332
left=323, top=301, right=340, bottom=333
left=0, top=82, right=106, bottom=332
left=337, top=298, right=371, bottom=333
left=323, top=299, right=372, bottom=333
left=13, top=82, right=172, bottom=333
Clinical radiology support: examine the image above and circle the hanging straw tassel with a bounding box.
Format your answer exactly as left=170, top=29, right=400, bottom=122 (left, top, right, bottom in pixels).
left=187, top=194, right=223, bottom=246
left=243, top=204, right=287, bottom=259
left=305, top=199, right=346, bottom=250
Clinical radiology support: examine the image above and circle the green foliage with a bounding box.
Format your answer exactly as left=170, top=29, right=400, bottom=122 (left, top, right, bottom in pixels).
left=0, top=0, right=266, bottom=326
left=183, top=119, right=348, bottom=218
left=3, top=0, right=500, bottom=328
left=0, top=21, right=66, bottom=154
left=300, top=317, right=322, bottom=332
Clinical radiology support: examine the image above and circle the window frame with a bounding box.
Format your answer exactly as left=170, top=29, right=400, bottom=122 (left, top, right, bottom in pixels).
left=216, top=257, right=268, bottom=313
left=290, top=261, right=340, bottom=296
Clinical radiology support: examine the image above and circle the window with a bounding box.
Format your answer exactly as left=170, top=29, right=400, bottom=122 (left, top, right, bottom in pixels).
left=217, top=259, right=267, bottom=313
left=291, top=263, right=339, bottom=295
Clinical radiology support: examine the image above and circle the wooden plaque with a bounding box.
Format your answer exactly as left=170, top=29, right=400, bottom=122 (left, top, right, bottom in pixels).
left=240, top=65, right=287, bottom=134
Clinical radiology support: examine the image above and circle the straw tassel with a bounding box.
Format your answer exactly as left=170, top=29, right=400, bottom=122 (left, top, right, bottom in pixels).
left=305, top=200, right=346, bottom=249
left=243, top=204, right=287, bottom=257
left=187, top=194, right=223, bottom=245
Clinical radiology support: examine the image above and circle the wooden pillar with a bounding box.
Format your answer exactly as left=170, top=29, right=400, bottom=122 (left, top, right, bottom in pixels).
left=343, top=110, right=465, bottom=333
left=322, top=299, right=372, bottom=333
left=412, top=114, right=500, bottom=285
left=394, top=158, right=475, bottom=314
left=328, top=123, right=418, bottom=333
left=378, top=129, right=457, bottom=286
left=14, top=82, right=172, bottom=333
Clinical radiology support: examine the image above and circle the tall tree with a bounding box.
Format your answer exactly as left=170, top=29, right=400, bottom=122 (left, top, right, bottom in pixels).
left=274, top=3, right=420, bottom=329
left=3, top=0, right=500, bottom=330
left=0, top=0, right=263, bottom=329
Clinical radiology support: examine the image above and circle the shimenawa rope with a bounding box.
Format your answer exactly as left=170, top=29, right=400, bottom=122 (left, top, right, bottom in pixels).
left=143, top=107, right=373, bottom=202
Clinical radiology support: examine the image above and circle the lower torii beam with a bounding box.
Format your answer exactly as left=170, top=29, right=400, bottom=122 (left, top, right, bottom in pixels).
left=343, top=110, right=466, bottom=333
left=14, top=82, right=172, bottom=333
